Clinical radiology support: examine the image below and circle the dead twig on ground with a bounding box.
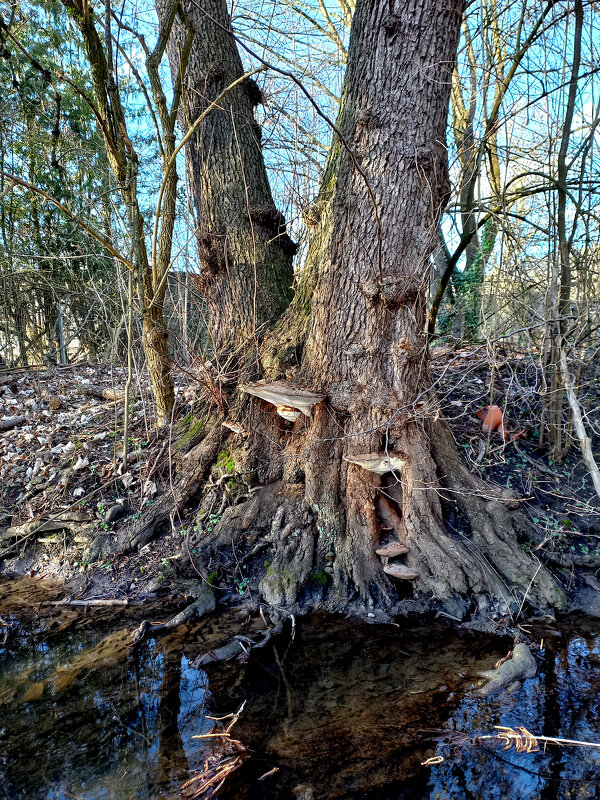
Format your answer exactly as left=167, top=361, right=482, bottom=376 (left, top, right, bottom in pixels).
left=0, top=475, right=122, bottom=558
left=181, top=703, right=249, bottom=799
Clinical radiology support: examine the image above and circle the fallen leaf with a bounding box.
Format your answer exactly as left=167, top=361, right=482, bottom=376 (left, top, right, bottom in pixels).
left=121, top=473, right=134, bottom=489
left=143, top=480, right=157, bottom=497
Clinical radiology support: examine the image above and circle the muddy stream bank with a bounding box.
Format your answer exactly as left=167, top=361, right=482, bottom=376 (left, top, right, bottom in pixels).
left=1, top=578, right=600, bottom=799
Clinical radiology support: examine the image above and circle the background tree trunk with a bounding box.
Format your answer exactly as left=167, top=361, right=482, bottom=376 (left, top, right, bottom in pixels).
left=62, top=0, right=176, bottom=425
left=545, top=0, right=584, bottom=461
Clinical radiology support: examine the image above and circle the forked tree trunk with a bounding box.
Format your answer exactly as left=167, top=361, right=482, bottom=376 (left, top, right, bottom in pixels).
left=131, top=0, right=564, bottom=617
left=159, top=0, right=296, bottom=356
left=256, top=0, right=564, bottom=615
left=63, top=0, right=176, bottom=426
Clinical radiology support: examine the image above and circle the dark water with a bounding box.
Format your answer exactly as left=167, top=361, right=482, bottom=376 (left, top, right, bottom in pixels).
left=1, top=587, right=600, bottom=800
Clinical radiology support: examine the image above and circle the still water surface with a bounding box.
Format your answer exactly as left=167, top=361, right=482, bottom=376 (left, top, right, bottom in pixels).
left=1, top=585, right=600, bottom=799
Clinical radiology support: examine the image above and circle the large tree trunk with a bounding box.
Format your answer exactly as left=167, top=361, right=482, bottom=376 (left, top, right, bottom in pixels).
left=159, top=0, right=296, bottom=356
left=132, top=0, right=564, bottom=619
left=255, top=0, right=564, bottom=616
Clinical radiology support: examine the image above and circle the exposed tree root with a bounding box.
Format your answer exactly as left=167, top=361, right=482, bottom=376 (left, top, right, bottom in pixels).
left=430, top=420, right=566, bottom=611
left=363, top=418, right=567, bottom=614
left=259, top=500, right=316, bottom=606
left=130, top=586, right=216, bottom=645
left=112, top=423, right=224, bottom=555
left=300, top=407, right=398, bottom=609
left=184, top=482, right=317, bottom=607
left=203, top=409, right=566, bottom=617
left=191, top=617, right=285, bottom=666
left=96, top=398, right=566, bottom=621
left=477, top=642, right=537, bottom=697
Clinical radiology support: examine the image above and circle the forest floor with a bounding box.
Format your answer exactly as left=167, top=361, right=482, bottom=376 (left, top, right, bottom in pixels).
left=1, top=344, right=600, bottom=623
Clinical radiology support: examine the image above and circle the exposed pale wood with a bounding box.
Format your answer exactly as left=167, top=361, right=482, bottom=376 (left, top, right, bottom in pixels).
left=82, top=385, right=126, bottom=402
left=0, top=519, right=74, bottom=543
left=44, top=598, right=129, bottom=607
left=560, top=348, right=600, bottom=500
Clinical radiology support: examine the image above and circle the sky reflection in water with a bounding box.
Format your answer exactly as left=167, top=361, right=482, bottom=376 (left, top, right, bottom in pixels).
left=1, top=611, right=600, bottom=799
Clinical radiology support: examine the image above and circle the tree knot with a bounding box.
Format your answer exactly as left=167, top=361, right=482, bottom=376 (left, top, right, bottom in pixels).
left=197, top=231, right=226, bottom=276
left=380, top=275, right=420, bottom=308
left=242, top=77, right=264, bottom=107
left=251, top=204, right=299, bottom=255
left=383, top=14, right=403, bottom=38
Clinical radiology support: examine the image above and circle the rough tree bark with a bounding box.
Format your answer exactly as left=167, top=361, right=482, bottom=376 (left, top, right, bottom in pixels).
left=158, top=0, right=296, bottom=356
left=110, top=0, right=298, bottom=554
left=130, top=0, right=564, bottom=619
left=254, top=0, right=564, bottom=616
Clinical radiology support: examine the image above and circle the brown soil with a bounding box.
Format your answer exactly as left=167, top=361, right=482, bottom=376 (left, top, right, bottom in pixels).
left=1, top=351, right=599, bottom=625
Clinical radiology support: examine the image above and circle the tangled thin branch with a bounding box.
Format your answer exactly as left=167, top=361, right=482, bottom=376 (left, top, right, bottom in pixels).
left=181, top=703, right=249, bottom=799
